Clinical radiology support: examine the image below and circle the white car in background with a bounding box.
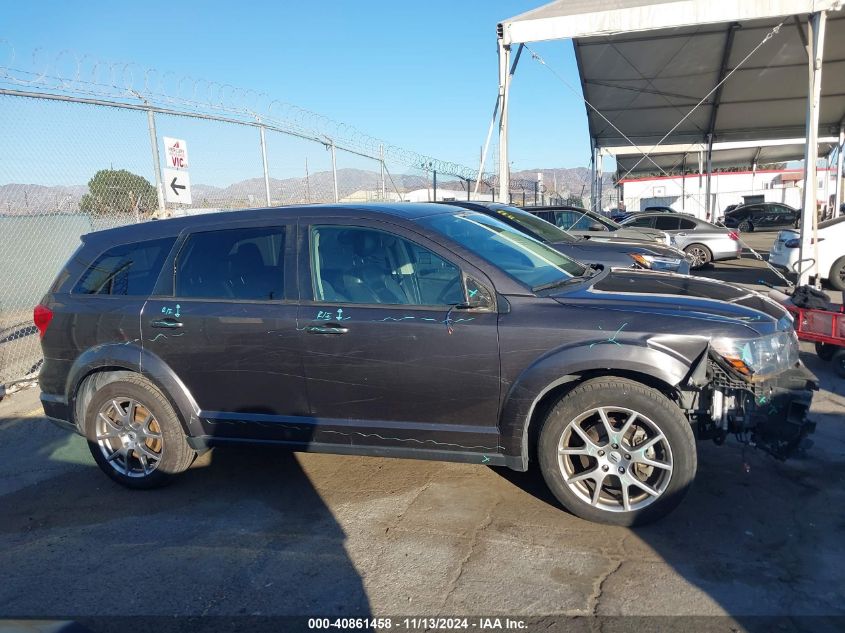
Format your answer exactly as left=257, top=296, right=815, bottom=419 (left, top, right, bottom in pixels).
left=769, top=216, right=845, bottom=291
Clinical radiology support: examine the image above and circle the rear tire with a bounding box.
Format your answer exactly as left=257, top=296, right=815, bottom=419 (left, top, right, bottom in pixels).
left=537, top=377, right=696, bottom=526
left=684, top=243, right=712, bottom=269
left=815, top=342, right=836, bottom=361
left=828, top=256, right=845, bottom=292
left=738, top=220, right=752, bottom=233
left=833, top=349, right=845, bottom=379
left=83, top=374, right=195, bottom=489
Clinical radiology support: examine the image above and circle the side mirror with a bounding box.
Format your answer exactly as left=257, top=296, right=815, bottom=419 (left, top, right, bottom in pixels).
left=587, top=222, right=606, bottom=232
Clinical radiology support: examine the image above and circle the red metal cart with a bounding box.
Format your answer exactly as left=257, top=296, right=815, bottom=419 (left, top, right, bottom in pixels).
left=783, top=301, right=845, bottom=378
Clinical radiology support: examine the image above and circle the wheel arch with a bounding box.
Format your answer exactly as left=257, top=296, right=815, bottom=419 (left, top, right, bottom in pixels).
left=499, top=344, right=696, bottom=471
left=66, top=343, right=201, bottom=437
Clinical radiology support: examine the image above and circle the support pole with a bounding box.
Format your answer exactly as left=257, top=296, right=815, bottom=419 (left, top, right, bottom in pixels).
left=146, top=109, right=165, bottom=215
left=433, top=170, right=437, bottom=202
left=798, top=11, right=827, bottom=287
left=704, top=134, right=714, bottom=221
left=590, top=144, right=598, bottom=212
left=835, top=123, right=844, bottom=215
left=681, top=153, right=687, bottom=213
left=379, top=143, right=386, bottom=201
left=596, top=151, right=604, bottom=212
left=330, top=139, right=339, bottom=203
left=497, top=39, right=512, bottom=201
left=259, top=123, right=271, bottom=206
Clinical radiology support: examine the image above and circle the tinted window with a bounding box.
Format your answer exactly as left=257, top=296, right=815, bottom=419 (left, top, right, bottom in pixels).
left=623, top=217, right=652, bottom=228
left=654, top=217, right=680, bottom=230
left=73, top=237, right=175, bottom=296
left=491, top=206, right=577, bottom=243
left=679, top=218, right=697, bottom=230
left=311, top=226, right=463, bottom=306
left=176, top=227, right=285, bottom=300
left=421, top=211, right=586, bottom=290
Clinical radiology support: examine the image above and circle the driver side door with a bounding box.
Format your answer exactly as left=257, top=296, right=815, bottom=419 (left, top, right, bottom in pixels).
left=297, top=219, right=502, bottom=458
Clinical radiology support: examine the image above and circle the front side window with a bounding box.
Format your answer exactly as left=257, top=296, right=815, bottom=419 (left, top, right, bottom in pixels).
left=310, top=226, right=464, bottom=306
left=176, top=226, right=285, bottom=300
left=73, top=237, right=175, bottom=296
left=421, top=211, right=586, bottom=291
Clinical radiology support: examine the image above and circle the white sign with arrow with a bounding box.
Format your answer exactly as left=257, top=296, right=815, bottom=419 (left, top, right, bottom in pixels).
left=163, top=168, right=192, bottom=205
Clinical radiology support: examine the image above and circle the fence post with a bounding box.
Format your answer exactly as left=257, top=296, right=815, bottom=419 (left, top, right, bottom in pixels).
left=433, top=170, right=437, bottom=201
left=330, top=139, right=339, bottom=203
left=146, top=109, right=165, bottom=215
left=259, top=121, right=271, bottom=206
left=379, top=143, right=386, bottom=201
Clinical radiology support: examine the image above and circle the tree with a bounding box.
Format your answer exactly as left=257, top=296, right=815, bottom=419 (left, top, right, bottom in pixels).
left=79, top=169, right=158, bottom=216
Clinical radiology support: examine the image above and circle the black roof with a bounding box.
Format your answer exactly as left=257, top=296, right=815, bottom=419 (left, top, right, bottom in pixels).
left=83, top=202, right=463, bottom=244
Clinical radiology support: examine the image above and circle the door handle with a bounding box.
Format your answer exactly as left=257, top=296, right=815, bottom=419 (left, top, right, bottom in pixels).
left=150, top=318, right=183, bottom=329
left=305, top=323, right=349, bottom=335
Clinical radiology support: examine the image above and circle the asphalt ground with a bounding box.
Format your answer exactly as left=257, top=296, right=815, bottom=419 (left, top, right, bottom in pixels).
left=1, top=232, right=843, bottom=633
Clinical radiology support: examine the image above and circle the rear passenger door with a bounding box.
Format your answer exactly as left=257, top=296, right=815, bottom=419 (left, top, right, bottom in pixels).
left=142, top=220, right=307, bottom=441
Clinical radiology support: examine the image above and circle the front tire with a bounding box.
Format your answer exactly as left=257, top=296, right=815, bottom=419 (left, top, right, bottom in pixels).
left=828, top=256, right=845, bottom=291
left=833, top=349, right=845, bottom=379
left=538, top=377, right=696, bottom=526
left=815, top=342, right=836, bottom=361
left=738, top=220, right=752, bottom=233
left=84, top=374, right=195, bottom=489
left=684, top=243, right=712, bottom=269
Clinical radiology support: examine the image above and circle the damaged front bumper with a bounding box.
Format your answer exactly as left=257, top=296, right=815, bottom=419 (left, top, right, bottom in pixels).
left=699, top=360, right=818, bottom=460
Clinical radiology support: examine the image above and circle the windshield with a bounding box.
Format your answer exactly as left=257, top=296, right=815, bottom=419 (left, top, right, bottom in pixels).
left=573, top=208, right=622, bottom=230
left=421, top=211, right=588, bottom=290
left=489, top=205, right=578, bottom=243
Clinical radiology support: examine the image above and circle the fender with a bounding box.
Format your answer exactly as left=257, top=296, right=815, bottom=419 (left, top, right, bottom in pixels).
left=65, top=342, right=202, bottom=437
left=498, top=339, right=708, bottom=470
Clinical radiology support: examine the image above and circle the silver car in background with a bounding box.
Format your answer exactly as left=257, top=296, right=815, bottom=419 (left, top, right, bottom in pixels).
left=621, top=212, right=742, bottom=269
left=526, top=205, right=672, bottom=246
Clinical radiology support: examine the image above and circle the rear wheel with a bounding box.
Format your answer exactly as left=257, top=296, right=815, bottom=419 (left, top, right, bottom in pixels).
left=738, top=220, right=753, bottom=233
left=684, top=243, right=712, bottom=269
left=815, top=342, right=836, bottom=361
left=84, top=374, right=195, bottom=489
left=828, top=256, right=845, bottom=291
left=833, top=349, right=845, bottom=379
left=537, top=377, right=696, bottom=526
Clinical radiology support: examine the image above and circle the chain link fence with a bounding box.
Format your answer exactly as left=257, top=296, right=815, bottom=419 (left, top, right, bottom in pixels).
left=0, top=86, right=531, bottom=388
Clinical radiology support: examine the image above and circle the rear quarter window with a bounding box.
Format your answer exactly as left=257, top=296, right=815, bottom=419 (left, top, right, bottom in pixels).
left=73, top=237, right=175, bottom=296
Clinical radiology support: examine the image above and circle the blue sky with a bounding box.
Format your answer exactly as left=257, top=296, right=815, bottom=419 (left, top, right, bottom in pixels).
left=2, top=1, right=596, bottom=186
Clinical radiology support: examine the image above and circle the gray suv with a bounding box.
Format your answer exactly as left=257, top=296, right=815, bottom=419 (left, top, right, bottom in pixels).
left=36, top=203, right=817, bottom=526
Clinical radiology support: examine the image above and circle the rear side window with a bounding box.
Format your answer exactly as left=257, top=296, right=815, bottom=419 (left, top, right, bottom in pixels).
left=73, top=237, right=175, bottom=296
left=654, top=217, right=680, bottom=230
left=679, top=218, right=697, bottom=230
left=176, top=226, right=285, bottom=301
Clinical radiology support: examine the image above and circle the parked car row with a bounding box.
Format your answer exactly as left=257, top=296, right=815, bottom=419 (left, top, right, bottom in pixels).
left=37, top=201, right=818, bottom=528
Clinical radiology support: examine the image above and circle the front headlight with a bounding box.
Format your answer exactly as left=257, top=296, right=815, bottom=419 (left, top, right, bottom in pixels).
left=711, top=329, right=799, bottom=381
left=629, top=253, right=682, bottom=271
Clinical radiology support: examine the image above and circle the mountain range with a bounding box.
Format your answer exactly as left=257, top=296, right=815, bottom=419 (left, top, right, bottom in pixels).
left=0, top=166, right=612, bottom=213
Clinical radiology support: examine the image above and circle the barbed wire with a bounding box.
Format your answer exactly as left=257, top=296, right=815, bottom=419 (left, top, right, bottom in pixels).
left=0, top=40, right=547, bottom=191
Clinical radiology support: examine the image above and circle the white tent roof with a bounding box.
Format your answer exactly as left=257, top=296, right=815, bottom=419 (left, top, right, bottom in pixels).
left=498, top=0, right=845, bottom=147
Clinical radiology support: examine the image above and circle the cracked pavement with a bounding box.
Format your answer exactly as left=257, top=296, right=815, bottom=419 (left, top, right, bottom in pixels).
left=1, top=341, right=841, bottom=625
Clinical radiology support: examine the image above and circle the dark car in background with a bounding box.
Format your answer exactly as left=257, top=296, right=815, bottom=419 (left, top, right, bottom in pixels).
left=439, top=201, right=691, bottom=274
left=37, top=203, right=816, bottom=526
left=621, top=212, right=742, bottom=268
left=525, top=205, right=672, bottom=246
left=720, top=202, right=800, bottom=232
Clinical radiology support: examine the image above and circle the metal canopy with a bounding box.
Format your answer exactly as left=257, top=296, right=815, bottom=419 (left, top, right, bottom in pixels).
left=499, top=0, right=845, bottom=147
left=495, top=0, right=845, bottom=285
left=608, top=137, right=839, bottom=176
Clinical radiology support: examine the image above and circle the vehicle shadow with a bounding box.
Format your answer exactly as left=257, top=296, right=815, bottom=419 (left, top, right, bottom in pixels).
left=0, top=421, right=372, bottom=627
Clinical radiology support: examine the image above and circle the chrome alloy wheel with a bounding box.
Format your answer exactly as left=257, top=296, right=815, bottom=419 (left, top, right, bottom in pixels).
left=557, top=406, right=673, bottom=513
left=686, top=246, right=709, bottom=268
left=95, top=398, right=164, bottom=477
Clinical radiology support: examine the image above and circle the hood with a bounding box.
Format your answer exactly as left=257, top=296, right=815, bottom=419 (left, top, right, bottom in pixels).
left=550, top=268, right=789, bottom=336
left=554, top=238, right=685, bottom=259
